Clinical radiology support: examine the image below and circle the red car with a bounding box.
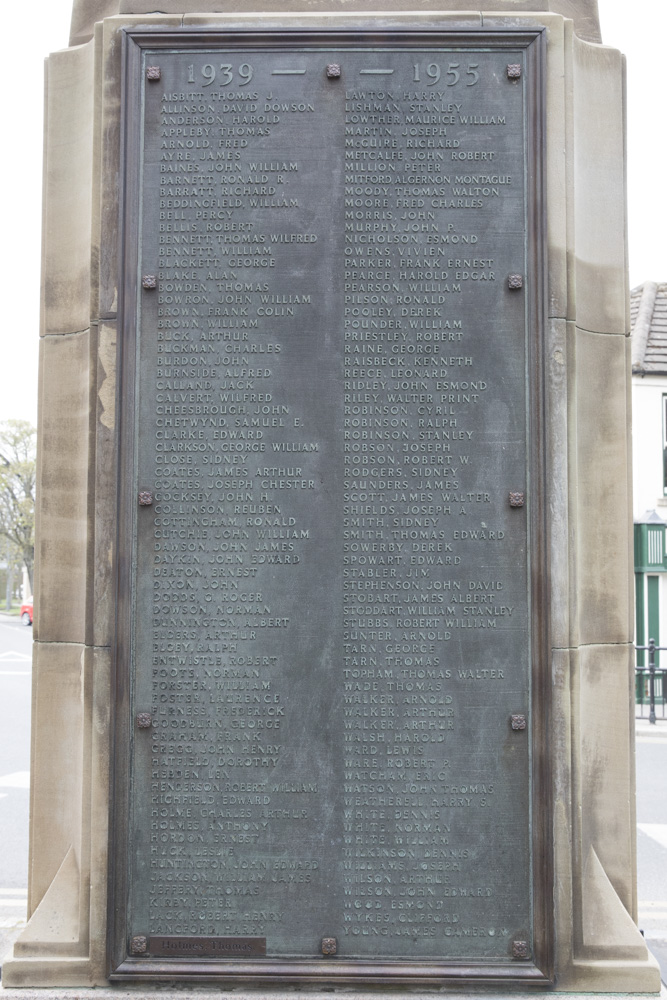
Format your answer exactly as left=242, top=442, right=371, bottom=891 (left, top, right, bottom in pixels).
left=20, top=600, right=33, bottom=625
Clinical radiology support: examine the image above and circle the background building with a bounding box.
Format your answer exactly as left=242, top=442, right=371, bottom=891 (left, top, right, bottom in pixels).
left=632, top=281, right=667, bottom=662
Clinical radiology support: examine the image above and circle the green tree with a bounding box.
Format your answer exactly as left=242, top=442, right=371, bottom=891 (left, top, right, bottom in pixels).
left=3, top=538, right=24, bottom=611
left=0, top=420, right=36, bottom=595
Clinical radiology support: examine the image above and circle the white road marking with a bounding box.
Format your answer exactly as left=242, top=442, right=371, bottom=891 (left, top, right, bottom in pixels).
left=0, top=899, right=28, bottom=907
left=0, top=772, right=30, bottom=788
left=0, top=889, right=27, bottom=895
left=0, top=651, right=31, bottom=661
left=0, top=670, right=31, bottom=676
left=638, top=824, right=667, bottom=850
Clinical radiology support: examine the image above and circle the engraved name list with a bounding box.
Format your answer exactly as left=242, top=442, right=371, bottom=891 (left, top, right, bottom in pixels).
left=121, top=32, right=540, bottom=969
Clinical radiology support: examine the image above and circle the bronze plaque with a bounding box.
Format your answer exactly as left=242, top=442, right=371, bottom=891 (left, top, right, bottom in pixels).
left=149, top=936, right=266, bottom=957
left=111, top=23, right=550, bottom=985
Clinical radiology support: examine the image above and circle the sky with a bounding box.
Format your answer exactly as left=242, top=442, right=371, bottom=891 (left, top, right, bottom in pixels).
left=0, top=0, right=665, bottom=429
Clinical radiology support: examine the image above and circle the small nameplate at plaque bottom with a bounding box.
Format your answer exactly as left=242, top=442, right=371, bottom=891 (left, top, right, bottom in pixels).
left=148, top=936, right=266, bottom=958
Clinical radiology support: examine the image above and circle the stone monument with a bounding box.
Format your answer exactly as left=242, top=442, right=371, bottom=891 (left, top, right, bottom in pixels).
left=2, top=0, right=661, bottom=992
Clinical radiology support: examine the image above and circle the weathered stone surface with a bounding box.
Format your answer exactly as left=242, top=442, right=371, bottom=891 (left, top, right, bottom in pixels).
left=572, top=327, right=633, bottom=645
left=42, top=43, right=94, bottom=337
left=88, top=646, right=111, bottom=981
left=69, top=0, right=602, bottom=47
left=34, top=333, right=91, bottom=645
left=89, top=25, right=104, bottom=327
left=572, top=33, right=628, bottom=334
left=551, top=647, right=575, bottom=977
left=551, top=643, right=661, bottom=993
left=541, top=14, right=569, bottom=321
left=26, top=642, right=86, bottom=920
left=183, top=8, right=482, bottom=25
left=1, top=992, right=665, bottom=1000
left=91, top=321, right=116, bottom=648
left=1, top=642, right=110, bottom=986
left=578, top=643, right=636, bottom=916
left=566, top=646, right=660, bottom=991
left=546, top=319, right=571, bottom=649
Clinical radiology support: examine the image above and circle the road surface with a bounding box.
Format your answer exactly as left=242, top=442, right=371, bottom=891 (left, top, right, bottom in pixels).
left=0, top=615, right=31, bottom=966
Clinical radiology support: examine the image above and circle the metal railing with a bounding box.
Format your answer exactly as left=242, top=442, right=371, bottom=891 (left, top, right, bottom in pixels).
left=635, top=638, right=667, bottom=723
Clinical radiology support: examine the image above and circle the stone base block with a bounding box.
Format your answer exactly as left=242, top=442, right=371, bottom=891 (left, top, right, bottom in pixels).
left=1, top=990, right=666, bottom=999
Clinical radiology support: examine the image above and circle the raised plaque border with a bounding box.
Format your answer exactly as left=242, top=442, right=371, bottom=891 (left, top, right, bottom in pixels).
left=109, top=21, right=550, bottom=985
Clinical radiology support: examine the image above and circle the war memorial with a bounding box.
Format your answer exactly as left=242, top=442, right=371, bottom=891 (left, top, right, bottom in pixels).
left=1, top=0, right=661, bottom=994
